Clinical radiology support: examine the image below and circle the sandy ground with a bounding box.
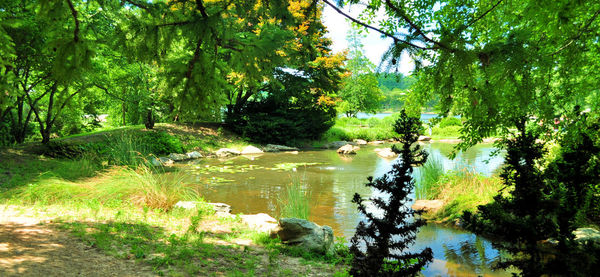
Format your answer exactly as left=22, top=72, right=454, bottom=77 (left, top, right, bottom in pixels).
left=0, top=207, right=156, bottom=277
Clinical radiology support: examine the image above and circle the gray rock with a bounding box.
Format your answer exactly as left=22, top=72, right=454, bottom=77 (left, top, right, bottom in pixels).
left=240, top=213, right=279, bottom=233
left=274, top=218, right=334, bottom=255
left=323, top=141, right=355, bottom=149
left=337, top=144, right=360, bottom=155
left=374, top=148, right=397, bottom=159
left=150, top=157, right=162, bottom=167
left=186, top=151, right=203, bottom=159
left=215, top=148, right=241, bottom=157
left=241, top=146, right=264, bottom=155
left=158, top=157, right=174, bottom=166
left=418, top=135, right=432, bottom=142
left=263, top=144, right=299, bottom=152
left=368, top=140, right=385, bottom=145
left=168, top=153, right=189, bottom=161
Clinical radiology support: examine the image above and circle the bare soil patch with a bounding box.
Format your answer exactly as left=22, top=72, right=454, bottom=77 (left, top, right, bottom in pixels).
left=0, top=207, right=156, bottom=277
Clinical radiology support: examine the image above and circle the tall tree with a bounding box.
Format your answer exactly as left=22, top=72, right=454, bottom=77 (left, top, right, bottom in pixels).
left=337, top=25, right=382, bottom=117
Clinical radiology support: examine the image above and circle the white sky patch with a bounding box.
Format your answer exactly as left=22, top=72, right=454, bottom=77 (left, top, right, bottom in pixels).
left=322, top=4, right=415, bottom=75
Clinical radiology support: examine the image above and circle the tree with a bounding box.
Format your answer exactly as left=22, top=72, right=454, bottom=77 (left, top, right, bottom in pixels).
left=325, top=0, right=600, bottom=147
left=349, top=110, right=432, bottom=276
left=337, top=26, right=382, bottom=117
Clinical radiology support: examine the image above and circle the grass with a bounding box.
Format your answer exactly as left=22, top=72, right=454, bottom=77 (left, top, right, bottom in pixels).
left=424, top=168, right=503, bottom=223
left=278, top=175, right=311, bottom=219
left=320, top=116, right=400, bottom=143
left=415, top=156, right=445, bottom=200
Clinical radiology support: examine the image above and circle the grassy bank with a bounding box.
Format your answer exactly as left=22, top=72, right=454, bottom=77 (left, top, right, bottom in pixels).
left=0, top=127, right=352, bottom=276
left=415, top=166, right=504, bottom=223
left=320, top=115, right=464, bottom=144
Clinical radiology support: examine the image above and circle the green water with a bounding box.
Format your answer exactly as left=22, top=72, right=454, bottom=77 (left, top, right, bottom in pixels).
left=180, top=143, right=511, bottom=276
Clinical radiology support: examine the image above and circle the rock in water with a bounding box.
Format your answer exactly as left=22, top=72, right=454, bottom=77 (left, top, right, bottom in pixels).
left=274, top=218, right=334, bottom=255
left=337, top=144, right=360, bottom=155
left=241, top=146, right=264, bottom=154
left=263, top=144, right=299, bottom=152
left=215, top=148, right=241, bottom=157
left=374, top=148, right=397, bottom=159
left=186, top=151, right=203, bottom=159
left=158, top=157, right=174, bottom=166
left=354, top=139, right=368, bottom=145
left=323, top=141, right=354, bottom=149
left=168, top=153, right=189, bottom=161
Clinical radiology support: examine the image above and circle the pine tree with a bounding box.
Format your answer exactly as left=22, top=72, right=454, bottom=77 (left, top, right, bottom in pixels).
left=349, top=110, right=433, bottom=276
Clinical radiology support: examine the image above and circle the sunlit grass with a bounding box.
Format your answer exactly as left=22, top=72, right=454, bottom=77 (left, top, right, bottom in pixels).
left=415, top=157, right=445, bottom=200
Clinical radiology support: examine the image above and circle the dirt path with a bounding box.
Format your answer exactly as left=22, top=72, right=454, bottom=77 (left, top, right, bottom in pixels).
left=0, top=207, right=156, bottom=277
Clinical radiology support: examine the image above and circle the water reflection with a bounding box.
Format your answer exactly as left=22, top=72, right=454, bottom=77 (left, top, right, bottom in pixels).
left=181, top=143, right=509, bottom=276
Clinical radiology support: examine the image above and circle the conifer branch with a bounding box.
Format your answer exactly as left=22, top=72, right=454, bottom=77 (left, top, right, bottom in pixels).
left=552, top=8, right=600, bottom=55
left=321, top=0, right=436, bottom=51
left=464, top=0, right=503, bottom=29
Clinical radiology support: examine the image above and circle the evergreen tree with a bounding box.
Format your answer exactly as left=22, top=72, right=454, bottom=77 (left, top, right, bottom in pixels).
left=462, top=119, right=557, bottom=276
left=349, top=110, right=432, bottom=276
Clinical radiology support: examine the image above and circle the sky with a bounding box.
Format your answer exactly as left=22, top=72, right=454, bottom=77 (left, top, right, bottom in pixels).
left=321, top=4, right=415, bottom=75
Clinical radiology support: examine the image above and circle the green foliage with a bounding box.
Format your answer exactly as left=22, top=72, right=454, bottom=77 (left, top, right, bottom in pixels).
left=322, top=115, right=404, bottom=142
left=438, top=117, right=461, bottom=128
left=349, top=110, right=432, bottom=276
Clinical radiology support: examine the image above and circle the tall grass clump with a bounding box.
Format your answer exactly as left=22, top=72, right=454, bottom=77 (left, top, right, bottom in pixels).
left=278, top=175, right=311, bottom=219
left=430, top=168, right=502, bottom=222
left=415, top=156, right=444, bottom=199
left=103, top=133, right=150, bottom=167
left=97, top=165, right=199, bottom=211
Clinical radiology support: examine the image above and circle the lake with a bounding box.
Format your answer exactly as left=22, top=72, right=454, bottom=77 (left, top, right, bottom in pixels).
left=179, top=142, right=510, bottom=276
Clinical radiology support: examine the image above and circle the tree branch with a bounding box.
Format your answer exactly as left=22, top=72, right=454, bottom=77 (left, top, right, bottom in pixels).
left=156, top=21, right=193, bottom=28
left=383, top=0, right=454, bottom=52
left=94, top=84, right=126, bottom=102
left=552, top=8, right=600, bottom=55
left=50, top=86, right=86, bottom=127
left=321, top=0, right=436, bottom=51
left=464, top=0, right=503, bottom=29
left=196, top=0, right=208, bottom=18
left=66, top=0, right=80, bottom=42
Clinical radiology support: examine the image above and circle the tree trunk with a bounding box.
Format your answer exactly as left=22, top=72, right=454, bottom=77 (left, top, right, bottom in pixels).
left=144, top=108, right=154, bottom=129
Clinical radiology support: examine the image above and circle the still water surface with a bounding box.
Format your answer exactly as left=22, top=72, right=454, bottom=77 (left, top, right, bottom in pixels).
left=180, top=143, right=510, bottom=276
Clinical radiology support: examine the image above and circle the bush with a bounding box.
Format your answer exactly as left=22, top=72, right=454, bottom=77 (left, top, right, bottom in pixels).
left=431, top=125, right=461, bottom=137
left=438, top=117, right=462, bottom=128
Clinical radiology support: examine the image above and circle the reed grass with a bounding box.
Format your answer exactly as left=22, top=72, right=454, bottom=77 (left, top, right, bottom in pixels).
left=278, top=175, right=311, bottom=219
left=415, top=157, right=444, bottom=200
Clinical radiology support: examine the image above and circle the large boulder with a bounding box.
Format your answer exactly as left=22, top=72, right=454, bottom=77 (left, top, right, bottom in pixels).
left=241, top=146, right=264, bottom=155
left=186, top=151, right=203, bottom=159
left=374, top=148, right=397, bottom=159
left=274, top=218, right=334, bottom=255
left=412, top=200, right=444, bottom=213
left=323, top=141, right=354, bottom=149
left=337, top=144, right=360, bottom=155
left=240, top=213, right=279, bottom=233
left=215, top=148, right=241, bottom=157
left=168, top=153, right=189, bottom=161
left=263, top=144, right=299, bottom=152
